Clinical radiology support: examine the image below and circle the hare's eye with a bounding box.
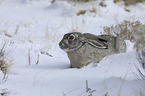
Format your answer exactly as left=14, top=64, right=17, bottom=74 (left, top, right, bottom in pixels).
left=68, top=34, right=75, bottom=41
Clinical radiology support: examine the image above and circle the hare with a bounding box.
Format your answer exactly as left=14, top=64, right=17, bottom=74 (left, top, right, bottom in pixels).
left=59, top=32, right=126, bottom=68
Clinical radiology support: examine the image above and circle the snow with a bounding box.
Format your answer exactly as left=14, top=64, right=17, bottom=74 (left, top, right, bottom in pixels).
left=0, top=0, right=145, bottom=96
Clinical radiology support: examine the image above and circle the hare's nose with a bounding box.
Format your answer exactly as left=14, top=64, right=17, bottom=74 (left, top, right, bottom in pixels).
left=59, top=41, right=63, bottom=47
left=59, top=41, right=64, bottom=48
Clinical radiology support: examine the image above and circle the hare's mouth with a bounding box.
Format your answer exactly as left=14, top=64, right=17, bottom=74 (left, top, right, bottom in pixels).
left=59, top=42, right=68, bottom=49
left=59, top=44, right=69, bottom=52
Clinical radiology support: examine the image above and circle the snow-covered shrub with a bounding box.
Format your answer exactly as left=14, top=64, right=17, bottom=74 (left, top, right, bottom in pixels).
left=114, top=0, right=144, bottom=6
left=134, top=25, right=145, bottom=68
left=134, top=25, right=145, bottom=50
left=103, top=20, right=145, bottom=69
left=137, top=49, right=145, bottom=68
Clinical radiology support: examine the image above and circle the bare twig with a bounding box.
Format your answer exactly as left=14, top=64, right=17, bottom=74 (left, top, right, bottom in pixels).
left=36, top=54, right=40, bottom=65
left=86, top=80, right=96, bottom=96
left=28, top=48, right=31, bottom=65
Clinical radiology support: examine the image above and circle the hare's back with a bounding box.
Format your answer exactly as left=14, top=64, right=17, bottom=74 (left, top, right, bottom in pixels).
left=100, top=35, right=126, bottom=53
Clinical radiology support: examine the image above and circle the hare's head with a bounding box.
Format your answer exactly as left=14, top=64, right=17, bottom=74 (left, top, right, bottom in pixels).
left=59, top=32, right=108, bottom=52
left=59, top=32, right=84, bottom=52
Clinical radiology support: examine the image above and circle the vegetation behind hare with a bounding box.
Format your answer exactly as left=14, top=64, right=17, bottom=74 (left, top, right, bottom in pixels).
left=59, top=32, right=126, bottom=68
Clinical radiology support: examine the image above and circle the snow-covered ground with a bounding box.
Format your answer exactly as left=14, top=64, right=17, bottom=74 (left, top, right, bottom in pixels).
left=0, top=0, right=145, bottom=96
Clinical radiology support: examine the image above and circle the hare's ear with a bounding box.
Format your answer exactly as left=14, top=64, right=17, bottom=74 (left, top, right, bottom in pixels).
left=85, top=39, right=108, bottom=49
left=83, top=33, right=108, bottom=49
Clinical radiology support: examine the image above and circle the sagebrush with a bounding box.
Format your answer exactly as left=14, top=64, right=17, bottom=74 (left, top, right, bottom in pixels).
left=103, top=20, right=142, bottom=42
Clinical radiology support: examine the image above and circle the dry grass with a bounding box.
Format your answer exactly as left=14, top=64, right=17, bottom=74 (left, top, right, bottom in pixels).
left=52, top=0, right=96, bottom=3
left=99, top=0, right=107, bottom=7
left=76, top=10, right=86, bottom=16
left=44, top=23, right=59, bottom=50
left=114, top=0, right=144, bottom=6
left=0, top=41, right=13, bottom=80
